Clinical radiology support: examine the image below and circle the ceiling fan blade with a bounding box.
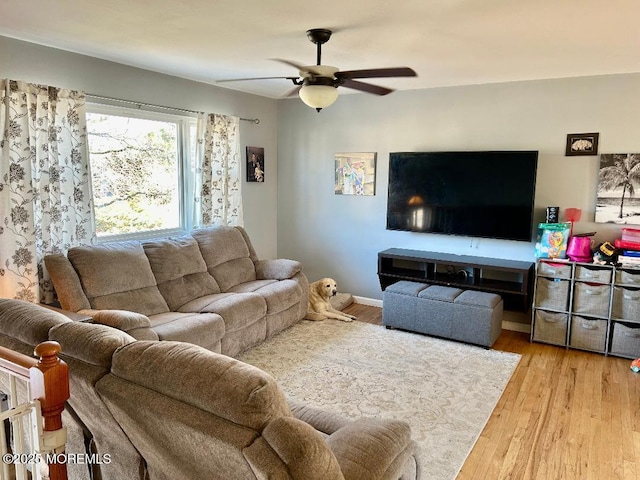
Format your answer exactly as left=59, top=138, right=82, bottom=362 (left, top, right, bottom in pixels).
left=336, top=67, right=417, bottom=80
left=272, top=58, right=323, bottom=75
left=217, top=76, right=298, bottom=83
left=282, top=85, right=302, bottom=98
left=340, top=79, right=393, bottom=96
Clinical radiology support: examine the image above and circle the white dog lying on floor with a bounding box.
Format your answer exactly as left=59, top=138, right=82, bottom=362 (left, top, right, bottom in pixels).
left=305, top=277, right=357, bottom=322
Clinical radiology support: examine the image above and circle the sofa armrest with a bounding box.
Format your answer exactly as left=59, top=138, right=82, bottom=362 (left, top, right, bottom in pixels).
left=326, top=418, right=415, bottom=480
left=78, top=309, right=159, bottom=341
left=258, top=416, right=345, bottom=480
left=255, top=259, right=302, bottom=280
left=288, top=399, right=350, bottom=435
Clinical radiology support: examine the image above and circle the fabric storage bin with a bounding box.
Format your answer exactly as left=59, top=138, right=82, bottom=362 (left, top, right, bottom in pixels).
left=533, top=310, right=568, bottom=345
left=572, top=282, right=611, bottom=317
left=611, top=286, right=640, bottom=320
left=575, top=265, right=612, bottom=284
left=610, top=322, right=640, bottom=358
left=534, top=277, right=569, bottom=311
left=615, top=268, right=640, bottom=286
left=537, top=261, right=572, bottom=279
left=569, top=315, right=607, bottom=352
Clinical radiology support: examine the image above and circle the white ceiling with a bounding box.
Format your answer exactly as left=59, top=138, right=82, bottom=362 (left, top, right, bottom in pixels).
left=2, top=0, right=640, bottom=99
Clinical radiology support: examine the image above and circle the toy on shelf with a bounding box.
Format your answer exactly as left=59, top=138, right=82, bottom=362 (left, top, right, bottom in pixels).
left=593, top=241, right=617, bottom=265
left=631, top=358, right=640, bottom=373
left=535, top=222, right=571, bottom=259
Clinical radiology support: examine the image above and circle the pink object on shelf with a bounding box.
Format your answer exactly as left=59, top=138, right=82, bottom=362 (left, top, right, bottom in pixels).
left=622, top=228, right=640, bottom=242
left=567, top=236, right=593, bottom=262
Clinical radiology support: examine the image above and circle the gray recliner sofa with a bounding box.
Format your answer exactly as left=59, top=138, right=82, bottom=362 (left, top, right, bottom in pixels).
left=0, top=299, right=419, bottom=480
left=45, top=226, right=308, bottom=357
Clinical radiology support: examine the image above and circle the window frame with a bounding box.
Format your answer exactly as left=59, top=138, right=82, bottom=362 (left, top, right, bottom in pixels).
left=86, top=103, right=197, bottom=242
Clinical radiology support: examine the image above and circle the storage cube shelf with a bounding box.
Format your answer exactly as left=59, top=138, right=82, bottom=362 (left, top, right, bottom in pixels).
left=532, top=260, right=640, bottom=358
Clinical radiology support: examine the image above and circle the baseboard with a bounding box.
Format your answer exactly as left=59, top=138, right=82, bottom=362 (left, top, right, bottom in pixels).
left=353, top=296, right=383, bottom=308
left=354, top=296, right=532, bottom=333
left=502, top=321, right=531, bottom=334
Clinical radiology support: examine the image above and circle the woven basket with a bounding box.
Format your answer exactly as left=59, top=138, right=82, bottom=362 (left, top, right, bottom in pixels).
left=572, top=282, right=611, bottom=317
left=610, top=321, right=640, bottom=358
left=611, top=286, right=640, bottom=320
left=575, top=265, right=612, bottom=284
left=615, top=268, right=640, bottom=287
left=533, top=310, right=568, bottom=345
left=535, top=277, right=570, bottom=311
left=569, top=315, right=607, bottom=352
left=537, top=261, right=572, bottom=279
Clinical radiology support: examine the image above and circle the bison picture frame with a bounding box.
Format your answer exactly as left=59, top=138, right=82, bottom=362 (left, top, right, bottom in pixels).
left=565, top=132, right=599, bottom=156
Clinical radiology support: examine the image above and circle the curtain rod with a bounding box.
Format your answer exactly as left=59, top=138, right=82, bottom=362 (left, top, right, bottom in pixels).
left=85, top=93, right=260, bottom=124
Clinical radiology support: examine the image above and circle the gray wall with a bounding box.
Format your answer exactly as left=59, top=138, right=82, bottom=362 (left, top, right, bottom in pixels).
left=6, top=34, right=640, bottom=320
left=277, top=74, right=640, bottom=310
left=0, top=36, right=280, bottom=259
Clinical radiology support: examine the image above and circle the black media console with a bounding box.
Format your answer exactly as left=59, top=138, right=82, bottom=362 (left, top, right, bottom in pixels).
left=377, top=248, right=535, bottom=311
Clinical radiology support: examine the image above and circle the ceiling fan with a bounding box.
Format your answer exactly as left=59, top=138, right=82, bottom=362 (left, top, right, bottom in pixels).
left=217, top=28, right=417, bottom=112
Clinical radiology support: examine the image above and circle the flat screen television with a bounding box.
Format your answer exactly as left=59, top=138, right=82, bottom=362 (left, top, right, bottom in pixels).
left=386, top=151, right=538, bottom=241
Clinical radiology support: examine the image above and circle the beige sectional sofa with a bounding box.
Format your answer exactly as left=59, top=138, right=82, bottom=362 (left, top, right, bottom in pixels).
left=0, top=299, right=419, bottom=480
left=45, top=226, right=308, bottom=356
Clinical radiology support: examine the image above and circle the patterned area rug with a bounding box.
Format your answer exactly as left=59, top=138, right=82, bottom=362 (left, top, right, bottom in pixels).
left=239, top=320, right=521, bottom=480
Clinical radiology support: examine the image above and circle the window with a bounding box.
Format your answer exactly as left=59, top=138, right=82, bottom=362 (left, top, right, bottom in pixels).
left=86, top=104, right=196, bottom=240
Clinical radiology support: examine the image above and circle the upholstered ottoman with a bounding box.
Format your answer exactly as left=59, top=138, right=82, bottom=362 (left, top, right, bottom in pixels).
left=382, top=281, right=429, bottom=329
left=382, top=280, right=503, bottom=348
left=415, top=285, right=464, bottom=339
left=450, top=290, right=503, bottom=347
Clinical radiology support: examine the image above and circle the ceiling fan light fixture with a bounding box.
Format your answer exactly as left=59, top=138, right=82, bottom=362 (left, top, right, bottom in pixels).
left=299, top=84, right=338, bottom=111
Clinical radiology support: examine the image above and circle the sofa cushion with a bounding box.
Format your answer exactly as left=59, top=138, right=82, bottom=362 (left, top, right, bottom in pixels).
left=191, top=226, right=257, bottom=291
left=107, top=341, right=291, bottom=430
left=148, top=312, right=225, bottom=349
left=178, top=293, right=266, bottom=333
left=44, top=253, right=92, bottom=312
left=96, top=374, right=260, bottom=480
left=143, top=236, right=221, bottom=310
left=67, top=242, right=169, bottom=316
left=229, top=279, right=302, bottom=315
left=255, top=259, right=303, bottom=281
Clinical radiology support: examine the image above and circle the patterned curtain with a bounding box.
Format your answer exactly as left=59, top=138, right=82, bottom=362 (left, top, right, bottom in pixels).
left=194, top=113, right=243, bottom=227
left=0, top=79, right=95, bottom=303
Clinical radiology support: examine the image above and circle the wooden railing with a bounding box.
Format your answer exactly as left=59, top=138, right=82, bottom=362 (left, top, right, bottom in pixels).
left=0, top=341, right=69, bottom=480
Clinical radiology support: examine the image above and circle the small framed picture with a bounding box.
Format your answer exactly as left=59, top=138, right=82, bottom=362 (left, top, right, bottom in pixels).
left=565, top=133, right=599, bottom=156
left=246, top=146, right=264, bottom=182
left=334, top=152, right=377, bottom=195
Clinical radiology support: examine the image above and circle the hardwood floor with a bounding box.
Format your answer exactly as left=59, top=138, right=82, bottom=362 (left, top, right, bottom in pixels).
left=342, top=303, right=640, bottom=480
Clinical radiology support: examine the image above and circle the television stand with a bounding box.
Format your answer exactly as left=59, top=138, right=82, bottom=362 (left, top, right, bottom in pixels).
left=377, top=248, right=534, bottom=311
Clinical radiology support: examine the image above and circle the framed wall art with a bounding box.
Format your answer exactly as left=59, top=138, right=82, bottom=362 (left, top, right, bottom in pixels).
left=565, top=132, right=599, bottom=156
left=595, top=153, right=640, bottom=224
left=246, top=146, right=264, bottom=182
left=334, top=152, right=377, bottom=196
